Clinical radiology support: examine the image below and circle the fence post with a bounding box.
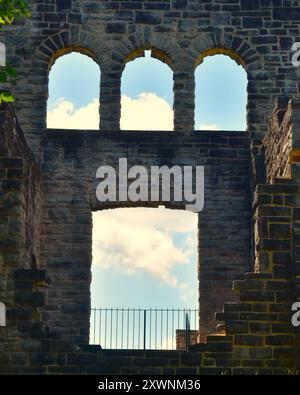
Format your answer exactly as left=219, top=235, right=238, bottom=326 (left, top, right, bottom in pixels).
left=143, top=309, right=147, bottom=350
left=185, top=312, right=190, bottom=352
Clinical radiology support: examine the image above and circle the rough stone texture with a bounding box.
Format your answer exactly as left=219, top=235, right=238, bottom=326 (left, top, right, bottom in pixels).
left=1, top=0, right=300, bottom=156
left=40, top=129, right=251, bottom=343
left=264, top=97, right=300, bottom=183
left=1, top=0, right=300, bottom=375
left=0, top=92, right=299, bottom=376
left=176, top=330, right=199, bottom=350
left=0, top=104, right=42, bottom=365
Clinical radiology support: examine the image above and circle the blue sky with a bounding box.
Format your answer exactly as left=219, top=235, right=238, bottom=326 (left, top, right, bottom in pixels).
left=195, top=55, right=247, bottom=130
left=47, top=51, right=247, bottom=314
left=47, top=51, right=247, bottom=131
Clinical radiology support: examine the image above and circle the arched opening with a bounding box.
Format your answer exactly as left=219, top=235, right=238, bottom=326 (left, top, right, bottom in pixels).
left=47, top=52, right=100, bottom=129
left=195, top=54, right=248, bottom=131
left=0, top=42, right=6, bottom=66
left=121, top=50, right=174, bottom=131
left=90, top=207, right=198, bottom=350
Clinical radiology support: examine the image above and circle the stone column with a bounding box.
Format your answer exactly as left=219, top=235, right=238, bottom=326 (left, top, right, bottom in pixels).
left=173, top=70, right=195, bottom=132
left=100, top=71, right=121, bottom=131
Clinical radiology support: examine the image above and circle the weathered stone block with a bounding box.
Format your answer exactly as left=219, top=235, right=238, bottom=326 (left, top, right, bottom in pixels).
left=234, top=335, right=263, bottom=347
left=135, top=11, right=161, bottom=25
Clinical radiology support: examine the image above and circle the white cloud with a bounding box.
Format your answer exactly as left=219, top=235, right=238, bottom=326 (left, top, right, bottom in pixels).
left=120, top=93, right=173, bottom=130
left=47, top=93, right=173, bottom=130
left=92, top=208, right=197, bottom=292
left=198, top=123, right=219, bottom=131
left=47, top=98, right=99, bottom=129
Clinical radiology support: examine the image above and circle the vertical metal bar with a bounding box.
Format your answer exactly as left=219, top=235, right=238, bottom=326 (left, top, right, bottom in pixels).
left=185, top=310, right=190, bottom=352
left=177, top=308, right=180, bottom=344
left=172, top=309, right=174, bottom=350
left=149, top=308, right=152, bottom=350
left=99, top=309, right=102, bottom=346
left=133, top=308, right=135, bottom=350
left=138, top=309, right=141, bottom=350
left=110, top=308, right=113, bottom=349
left=115, top=308, right=118, bottom=349
left=127, top=308, right=130, bottom=349
left=155, top=309, right=157, bottom=350
left=161, top=309, right=163, bottom=350
left=166, top=309, right=169, bottom=350
left=143, top=310, right=147, bottom=350
left=104, top=308, right=107, bottom=349
left=92, top=308, right=96, bottom=345
left=121, top=308, right=124, bottom=349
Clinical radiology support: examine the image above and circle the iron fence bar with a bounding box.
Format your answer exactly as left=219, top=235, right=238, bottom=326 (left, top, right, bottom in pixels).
left=177, top=308, right=180, bottom=345
left=121, top=308, right=124, bottom=349
left=138, top=309, right=141, bottom=350
left=172, top=309, right=174, bottom=350
left=91, top=308, right=199, bottom=351
left=149, top=308, right=152, bottom=350
left=185, top=311, right=191, bottom=352
left=160, top=309, right=163, bottom=350
left=104, top=308, right=107, bottom=349
left=127, top=308, right=129, bottom=350
left=115, top=308, right=118, bottom=349
left=92, top=308, right=96, bottom=345
left=143, top=310, right=146, bottom=350
left=99, top=309, right=102, bottom=346
left=132, top=308, right=135, bottom=350
left=166, top=309, right=169, bottom=350
left=110, top=309, right=113, bottom=349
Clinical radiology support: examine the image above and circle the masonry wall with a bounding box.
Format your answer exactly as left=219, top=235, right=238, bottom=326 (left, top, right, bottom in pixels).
left=0, top=104, right=42, bottom=366
left=1, top=176, right=299, bottom=374
left=1, top=0, right=300, bottom=157
left=40, top=129, right=251, bottom=343
left=1, top=0, right=300, bottom=375
left=263, top=96, right=300, bottom=183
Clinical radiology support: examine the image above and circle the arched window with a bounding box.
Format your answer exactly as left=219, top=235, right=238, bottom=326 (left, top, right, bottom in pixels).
left=47, top=52, right=100, bottom=129
left=195, top=54, right=247, bottom=131
left=0, top=42, right=6, bottom=66
left=121, top=50, right=173, bottom=131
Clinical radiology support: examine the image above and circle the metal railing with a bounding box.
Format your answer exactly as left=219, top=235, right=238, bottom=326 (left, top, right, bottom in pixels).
left=90, top=308, right=199, bottom=351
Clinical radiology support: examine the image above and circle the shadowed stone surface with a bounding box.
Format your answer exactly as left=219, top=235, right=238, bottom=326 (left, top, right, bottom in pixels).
left=0, top=0, right=300, bottom=375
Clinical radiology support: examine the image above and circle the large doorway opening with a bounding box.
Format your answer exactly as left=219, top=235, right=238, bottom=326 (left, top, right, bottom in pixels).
left=90, top=207, right=198, bottom=350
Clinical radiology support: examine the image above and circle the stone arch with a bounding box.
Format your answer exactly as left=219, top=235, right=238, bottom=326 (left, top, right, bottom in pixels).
left=0, top=42, right=6, bottom=67
left=110, top=30, right=181, bottom=73
left=124, top=46, right=173, bottom=69
left=188, top=32, right=261, bottom=72
left=187, top=33, right=262, bottom=132
left=28, top=29, right=107, bottom=140
left=34, top=29, right=108, bottom=70
left=103, top=31, right=184, bottom=131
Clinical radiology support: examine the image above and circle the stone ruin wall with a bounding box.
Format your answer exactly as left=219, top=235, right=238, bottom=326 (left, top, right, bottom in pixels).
left=0, top=0, right=300, bottom=374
